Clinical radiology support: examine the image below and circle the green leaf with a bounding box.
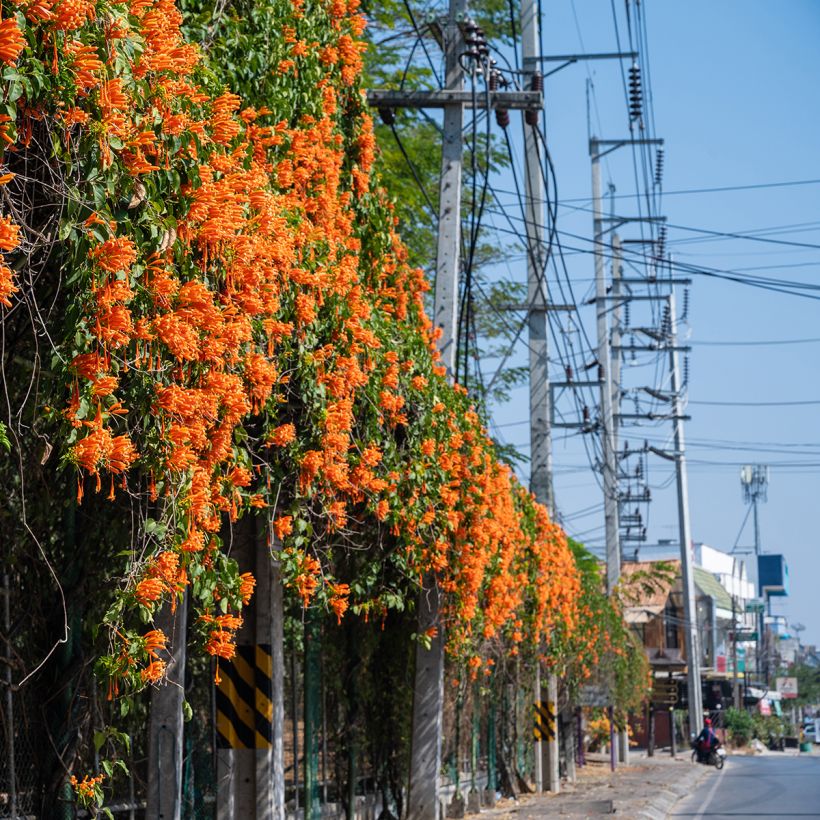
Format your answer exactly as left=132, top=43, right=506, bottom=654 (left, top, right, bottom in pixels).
left=182, top=700, right=193, bottom=722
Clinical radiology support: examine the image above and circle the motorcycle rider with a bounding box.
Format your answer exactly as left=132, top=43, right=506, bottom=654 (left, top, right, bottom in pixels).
left=695, top=717, right=720, bottom=763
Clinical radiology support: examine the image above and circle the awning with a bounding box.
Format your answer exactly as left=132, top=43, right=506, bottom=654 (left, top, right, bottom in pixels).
left=694, top=567, right=734, bottom=611
left=625, top=605, right=664, bottom=624
left=645, top=647, right=686, bottom=668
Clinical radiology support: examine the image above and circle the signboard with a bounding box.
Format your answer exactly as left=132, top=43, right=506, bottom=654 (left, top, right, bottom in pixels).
left=737, top=646, right=746, bottom=673
left=758, top=554, right=789, bottom=598
left=732, top=631, right=758, bottom=642
left=745, top=601, right=765, bottom=614
left=716, top=655, right=727, bottom=673
left=579, top=686, right=609, bottom=707
left=651, top=679, right=678, bottom=706
left=776, top=677, right=798, bottom=699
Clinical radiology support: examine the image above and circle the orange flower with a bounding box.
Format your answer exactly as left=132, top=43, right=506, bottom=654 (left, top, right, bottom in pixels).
left=0, top=18, right=25, bottom=66
left=267, top=423, right=295, bottom=447
left=0, top=262, right=18, bottom=307
left=328, top=583, right=350, bottom=624
left=0, top=215, right=20, bottom=251
left=135, top=577, right=164, bottom=606
left=271, top=515, right=293, bottom=541
left=89, top=236, right=137, bottom=273
left=70, top=773, right=105, bottom=800
left=143, top=628, right=167, bottom=657
left=238, top=572, right=255, bottom=604
left=140, top=659, right=166, bottom=683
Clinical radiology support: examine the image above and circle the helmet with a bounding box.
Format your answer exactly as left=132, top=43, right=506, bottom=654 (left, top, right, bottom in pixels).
left=704, top=718, right=712, bottom=726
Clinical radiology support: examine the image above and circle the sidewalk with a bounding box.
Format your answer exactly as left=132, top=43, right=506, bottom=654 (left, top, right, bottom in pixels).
left=479, top=751, right=713, bottom=819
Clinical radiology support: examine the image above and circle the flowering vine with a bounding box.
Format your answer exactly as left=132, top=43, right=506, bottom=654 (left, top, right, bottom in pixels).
left=0, top=0, right=603, bottom=714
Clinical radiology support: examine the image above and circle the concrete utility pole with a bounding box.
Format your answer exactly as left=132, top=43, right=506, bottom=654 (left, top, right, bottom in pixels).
left=367, top=11, right=541, bottom=818
left=610, top=235, right=622, bottom=459
left=521, top=0, right=559, bottom=794
left=741, top=464, right=768, bottom=681
left=407, top=2, right=464, bottom=817
left=216, top=517, right=282, bottom=818
left=668, top=292, right=703, bottom=734
left=147, top=596, right=188, bottom=820
left=610, top=235, right=630, bottom=765
left=590, top=141, right=621, bottom=596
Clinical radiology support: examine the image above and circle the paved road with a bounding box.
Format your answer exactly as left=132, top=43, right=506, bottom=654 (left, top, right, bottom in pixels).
left=669, top=753, right=820, bottom=818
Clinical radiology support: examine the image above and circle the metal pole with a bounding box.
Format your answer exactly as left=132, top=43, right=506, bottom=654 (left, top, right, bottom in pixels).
left=533, top=662, right=542, bottom=792
left=292, top=650, right=300, bottom=813
left=731, top=594, right=741, bottom=709
left=669, top=708, right=676, bottom=757
left=753, top=498, right=763, bottom=680
left=304, top=611, right=321, bottom=820
left=486, top=689, right=497, bottom=802
left=3, top=574, right=16, bottom=819
left=668, top=291, right=703, bottom=734
left=271, top=555, right=286, bottom=820
left=321, top=661, right=328, bottom=806
left=469, top=685, right=479, bottom=804
left=576, top=709, right=585, bottom=767
left=407, top=3, right=463, bottom=817
left=591, top=140, right=620, bottom=595
left=545, top=674, right=559, bottom=792
left=608, top=705, right=616, bottom=772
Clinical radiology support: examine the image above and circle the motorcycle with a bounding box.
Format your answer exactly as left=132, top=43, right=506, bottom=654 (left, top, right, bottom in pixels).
left=691, top=740, right=726, bottom=770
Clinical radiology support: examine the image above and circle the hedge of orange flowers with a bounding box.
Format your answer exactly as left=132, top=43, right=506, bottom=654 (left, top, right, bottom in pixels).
left=0, top=0, right=606, bottom=693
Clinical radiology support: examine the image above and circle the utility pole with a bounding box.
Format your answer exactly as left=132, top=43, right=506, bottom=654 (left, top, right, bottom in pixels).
left=741, top=465, right=768, bottom=683
left=146, top=596, right=188, bottom=820
left=610, top=233, right=622, bottom=459
left=590, top=140, right=621, bottom=596
left=610, top=236, right=631, bottom=765
left=407, top=2, right=463, bottom=816
left=216, top=517, right=279, bottom=818
left=367, top=10, right=542, bottom=816
left=521, top=0, right=559, bottom=794
left=731, top=593, right=741, bottom=709
left=668, top=291, right=703, bottom=734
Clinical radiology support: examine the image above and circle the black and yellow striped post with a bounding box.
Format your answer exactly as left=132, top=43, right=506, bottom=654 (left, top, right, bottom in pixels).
left=533, top=699, right=556, bottom=742
left=215, top=515, right=284, bottom=818
left=216, top=644, right=274, bottom=750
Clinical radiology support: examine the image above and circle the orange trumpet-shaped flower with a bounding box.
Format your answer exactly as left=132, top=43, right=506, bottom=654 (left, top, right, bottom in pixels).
left=140, top=659, right=166, bottom=683
left=135, top=577, right=164, bottom=606
left=0, top=215, right=20, bottom=251
left=238, top=572, right=255, bottom=604
left=0, top=18, right=25, bottom=65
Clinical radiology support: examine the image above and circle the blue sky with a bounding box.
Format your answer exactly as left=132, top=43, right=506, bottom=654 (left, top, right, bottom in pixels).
left=481, top=2, right=820, bottom=646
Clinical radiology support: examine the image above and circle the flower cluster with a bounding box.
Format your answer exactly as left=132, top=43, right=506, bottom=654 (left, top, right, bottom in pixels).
left=0, top=0, right=600, bottom=698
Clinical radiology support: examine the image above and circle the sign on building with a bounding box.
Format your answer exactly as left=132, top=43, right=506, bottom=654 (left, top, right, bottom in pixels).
left=775, top=677, right=798, bottom=699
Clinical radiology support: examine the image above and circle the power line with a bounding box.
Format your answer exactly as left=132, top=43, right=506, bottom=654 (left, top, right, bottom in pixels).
left=692, top=336, right=820, bottom=347
left=557, top=177, right=820, bottom=203
left=689, top=398, right=820, bottom=407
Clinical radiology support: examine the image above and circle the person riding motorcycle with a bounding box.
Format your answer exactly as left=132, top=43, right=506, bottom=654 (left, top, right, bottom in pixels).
left=694, top=717, right=720, bottom=762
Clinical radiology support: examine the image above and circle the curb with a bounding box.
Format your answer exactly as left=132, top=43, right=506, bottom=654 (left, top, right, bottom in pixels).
left=621, top=761, right=712, bottom=819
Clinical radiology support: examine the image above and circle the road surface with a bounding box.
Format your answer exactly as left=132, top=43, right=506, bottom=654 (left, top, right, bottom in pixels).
left=669, top=753, right=820, bottom=818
